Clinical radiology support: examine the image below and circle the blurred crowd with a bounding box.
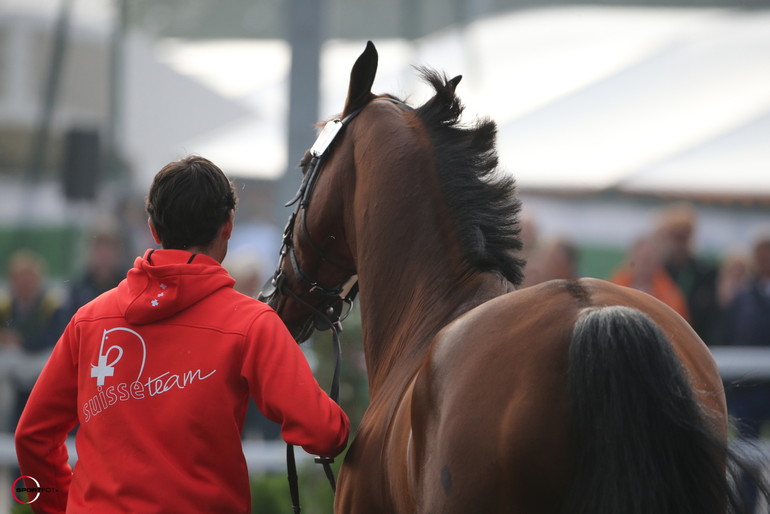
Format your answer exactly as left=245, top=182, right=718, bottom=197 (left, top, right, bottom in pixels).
left=521, top=201, right=770, bottom=442
left=0, top=223, right=128, bottom=434
left=521, top=202, right=769, bottom=347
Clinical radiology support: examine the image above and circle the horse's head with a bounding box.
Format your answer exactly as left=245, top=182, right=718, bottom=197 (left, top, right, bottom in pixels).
left=259, top=40, right=513, bottom=343
left=258, top=41, right=381, bottom=342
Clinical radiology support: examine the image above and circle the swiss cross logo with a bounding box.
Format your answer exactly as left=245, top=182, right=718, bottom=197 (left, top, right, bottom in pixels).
left=90, top=345, right=122, bottom=386
left=90, top=328, right=147, bottom=387
left=150, top=284, right=167, bottom=307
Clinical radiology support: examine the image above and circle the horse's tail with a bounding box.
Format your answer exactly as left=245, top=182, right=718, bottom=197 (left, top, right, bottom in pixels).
left=565, top=305, right=765, bottom=514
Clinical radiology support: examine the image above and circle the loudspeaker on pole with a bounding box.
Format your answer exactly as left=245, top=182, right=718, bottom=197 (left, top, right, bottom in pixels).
left=61, top=127, right=101, bottom=201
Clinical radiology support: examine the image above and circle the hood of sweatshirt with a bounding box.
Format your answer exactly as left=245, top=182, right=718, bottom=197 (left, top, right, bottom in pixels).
left=120, top=249, right=236, bottom=325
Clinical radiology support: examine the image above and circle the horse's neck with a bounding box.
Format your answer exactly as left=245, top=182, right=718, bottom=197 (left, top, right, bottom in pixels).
left=356, top=240, right=513, bottom=399
left=348, top=104, right=515, bottom=398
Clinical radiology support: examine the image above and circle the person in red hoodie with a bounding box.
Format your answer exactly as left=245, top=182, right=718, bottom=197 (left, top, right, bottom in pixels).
left=15, top=156, right=350, bottom=513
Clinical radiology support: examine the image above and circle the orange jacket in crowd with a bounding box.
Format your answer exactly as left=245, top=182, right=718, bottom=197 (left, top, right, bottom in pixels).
left=610, top=268, right=691, bottom=322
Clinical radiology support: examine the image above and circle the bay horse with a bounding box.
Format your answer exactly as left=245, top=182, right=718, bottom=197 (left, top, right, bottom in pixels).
left=260, top=41, right=759, bottom=513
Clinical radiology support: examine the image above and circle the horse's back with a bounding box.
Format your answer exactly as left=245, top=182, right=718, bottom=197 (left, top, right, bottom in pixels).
left=410, top=277, right=725, bottom=513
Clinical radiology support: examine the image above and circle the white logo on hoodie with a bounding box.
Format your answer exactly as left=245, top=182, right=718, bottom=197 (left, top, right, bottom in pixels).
left=84, top=326, right=216, bottom=422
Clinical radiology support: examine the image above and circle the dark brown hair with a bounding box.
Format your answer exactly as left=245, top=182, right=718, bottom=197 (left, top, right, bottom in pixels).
left=145, top=156, right=237, bottom=250
left=413, top=69, right=524, bottom=286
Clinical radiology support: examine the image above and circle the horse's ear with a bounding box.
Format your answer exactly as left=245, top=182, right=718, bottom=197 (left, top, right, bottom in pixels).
left=343, top=41, right=378, bottom=117
left=447, top=75, right=462, bottom=93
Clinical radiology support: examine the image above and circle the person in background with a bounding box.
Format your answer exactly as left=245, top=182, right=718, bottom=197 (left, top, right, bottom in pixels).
left=720, top=233, right=770, bottom=511
left=0, top=249, right=66, bottom=429
left=66, top=222, right=127, bottom=315
left=610, top=234, right=690, bottom=321
left=716, top=250, right=750, bottom=310
left=518, top=212, right=545, bottom=287
left=539, top=237, right=579, bottom=282
left=654, top=202, right=720, bottom=344
left=712, top=250, right=750, bottom=347
left=0, top=250, right=65, bottom=353
left=226, top=253, right=264, bottom=299
left=721, top=233, right=770, bottom=438
left=15, top=156, right=349, bottom=513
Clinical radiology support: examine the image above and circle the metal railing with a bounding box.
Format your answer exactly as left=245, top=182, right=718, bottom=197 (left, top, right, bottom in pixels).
left=710, top=347, right=770, bottom=381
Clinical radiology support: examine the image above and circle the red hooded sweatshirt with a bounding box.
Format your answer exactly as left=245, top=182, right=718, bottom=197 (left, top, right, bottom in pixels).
left=15, top=249, right=349, bottom=513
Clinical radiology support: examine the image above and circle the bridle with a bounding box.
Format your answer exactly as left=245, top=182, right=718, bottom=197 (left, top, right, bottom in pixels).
left=258, top=107, right=364, bottom=338
left=259, top=96, right=411, bottom=338
left=257, top=96, right=412, bottom=513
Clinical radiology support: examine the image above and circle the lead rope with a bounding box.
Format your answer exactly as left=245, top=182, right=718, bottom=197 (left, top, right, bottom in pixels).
left=287, top=444, right=301, bottom=514
left=286, top=281, right=357, bottom=514
left=314, top=322, right=342, bottom=488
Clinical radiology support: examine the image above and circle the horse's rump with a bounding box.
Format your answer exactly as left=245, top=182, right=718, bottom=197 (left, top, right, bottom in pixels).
left=410, top=278, right=734, bottom=513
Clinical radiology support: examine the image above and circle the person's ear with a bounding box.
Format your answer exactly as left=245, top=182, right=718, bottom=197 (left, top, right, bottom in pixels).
left=147, top=218, right=162, bottom=245
left=221, top=210, right=235, bottom=241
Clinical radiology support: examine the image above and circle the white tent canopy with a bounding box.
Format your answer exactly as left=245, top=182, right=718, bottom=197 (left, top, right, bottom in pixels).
left=157, top=6, right=770, bottom=200
left=483, top=8, right=770, bottom=197
left=617, top=111, right=770, bottom=198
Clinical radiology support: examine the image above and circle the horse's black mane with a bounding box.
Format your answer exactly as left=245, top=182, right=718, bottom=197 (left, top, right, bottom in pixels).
left=411, top=68, right=525, bottom=286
